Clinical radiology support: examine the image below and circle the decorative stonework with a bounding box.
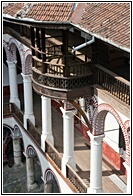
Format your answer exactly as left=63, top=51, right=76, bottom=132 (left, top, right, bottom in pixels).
left=92, top=103, right=130, bottom=166
left=4, top=36, right=32, bottom=75
left=3, top=40, right=12, bottom=61
left=85, top=95, right=98, bottom=124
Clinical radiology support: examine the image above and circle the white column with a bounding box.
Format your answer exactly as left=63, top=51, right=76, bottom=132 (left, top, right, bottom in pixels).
left=79, top=98, right=85, bottom=122
left=21, top=73, right=35, bottom=129
left=87, top=131, right=105, bottom=193
left=7, top=60, right=20, bottom=109
left=123, top=162, right=131, bottom=193
left=12, top=137, right=23, bottom=167
left=41, top=96, right=54, bottom=151
left=60, top=107, right=76, bottom=177
left=26, top=156, right=38, bottom=191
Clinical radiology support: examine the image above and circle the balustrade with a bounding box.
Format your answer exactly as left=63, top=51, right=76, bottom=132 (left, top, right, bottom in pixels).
left=32, top=67, right=93, bottom=89
left=45, top=140, right=62, bottom=169
left=27, top=119, right=41, bottom=145
left=66, top=164, right=88, bottom=193
left=95, top=64, right=130, bottom=105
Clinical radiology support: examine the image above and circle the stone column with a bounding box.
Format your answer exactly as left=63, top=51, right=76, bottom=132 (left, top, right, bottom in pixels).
left=26, top=156, right=38, bottom=191
left=60, top=107, right=76, bottom=177
left=7, top=60, right=20, bottom=109
left=21, top=73, right=35, bottom=129
left=41, top=96, right=54, bottom=151
left=12, top=136, right=23, bottom=167
left=123, top=162, right=131, bottom=193
left=87, top=131, right=105, bottom=193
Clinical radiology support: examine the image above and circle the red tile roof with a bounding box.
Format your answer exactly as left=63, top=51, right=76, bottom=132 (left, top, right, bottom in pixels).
left=25, top=3, right=74, bottom=22
left=3, top=2, right=130, bottom=51
left=70, top=3, right=130, bottom=51
left=3, top=3, right=24, bottom=17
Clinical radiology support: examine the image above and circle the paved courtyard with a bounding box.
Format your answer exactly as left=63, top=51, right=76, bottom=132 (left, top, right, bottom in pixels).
left=3, top=160, right=44, bottom=193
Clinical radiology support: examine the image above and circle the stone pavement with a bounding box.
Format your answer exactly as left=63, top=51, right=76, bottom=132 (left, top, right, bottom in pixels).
left=3, top=160, right=44, bottom=193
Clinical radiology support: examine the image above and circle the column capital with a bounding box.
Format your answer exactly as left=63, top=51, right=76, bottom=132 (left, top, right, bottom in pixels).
left=21, top=73, right=32, bottom=82
left=60, top=107, right=76, bottom=119
left=87, top=131, right=105, bottom=143
left=41, top=95, right=50, bottom=101
left=6, top=60, right=17, bottom=69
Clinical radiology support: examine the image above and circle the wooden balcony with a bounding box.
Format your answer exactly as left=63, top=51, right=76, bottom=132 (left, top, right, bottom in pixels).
left=32, top=51, right=94, bottom=100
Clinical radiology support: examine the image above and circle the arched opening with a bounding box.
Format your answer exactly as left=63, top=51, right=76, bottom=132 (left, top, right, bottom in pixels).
left=3, top=48, right=10, bottom=98
left=27, top=146, right=44, bottom=192
left=44, top=170, right=60, bottom=193
left=3, top=126, right=14, bottom=168
left=92, top=103, right=130, bottom=169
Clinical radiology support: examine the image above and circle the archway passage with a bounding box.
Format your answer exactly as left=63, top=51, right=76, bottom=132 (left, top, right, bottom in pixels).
left=26, top=145, right=44, bottom=192
left=3, top=126, right=14, bottom=167
left=44, top=170, right=60, bottom=193
left=92, top=103, right=130, bottom=166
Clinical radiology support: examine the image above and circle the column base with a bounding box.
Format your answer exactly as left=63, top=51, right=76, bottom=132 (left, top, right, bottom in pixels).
left=27, top=182, right=38, bottom=191
left=14, top=162, right=24, bottom=168
left=41, top=134, right=54, bottom=152
left=62, top=155, right=76, bottom=177
left=24, top=113, right=35, bottom=129
left=87, top=187, right=104, bottom=193
left=10, top=97, right=21, bottom=109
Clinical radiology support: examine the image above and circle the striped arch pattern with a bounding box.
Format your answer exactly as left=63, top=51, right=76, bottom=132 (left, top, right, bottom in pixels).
left=85, top=95, right=98, bottom=124
left=24, top=49, right=32, bottom=75
left=26, top=145, right=37, bottom=157
left=92, top=103, right=130, bottom=167
left=9, top=38, right=23, bottom=62
left=3, top=40, right=12, bottom=61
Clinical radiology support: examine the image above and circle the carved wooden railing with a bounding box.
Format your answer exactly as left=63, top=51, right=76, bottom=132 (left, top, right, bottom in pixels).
left=32, top=67, right=93, bottom=90
left=27, top=119, right=41, bottom=145
left=45, top=140, right=62, bottom=169
left=94, top=64, right=130, bottom=105
left=66, top=164, right=88, bottom=193
left=46, top=44, right=62, bottom=56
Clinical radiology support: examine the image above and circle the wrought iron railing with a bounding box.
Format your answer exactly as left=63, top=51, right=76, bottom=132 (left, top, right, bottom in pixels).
left=94, top=64, right=130, bottom=105
left=66, top=164, right=88, bottom=193
left=45, top=140, right=62, bottom=170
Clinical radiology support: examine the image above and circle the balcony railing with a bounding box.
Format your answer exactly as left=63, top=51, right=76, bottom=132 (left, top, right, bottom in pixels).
left=45, top=140, right=62, bottom=170
left=66, top=164, right=88, bottom=193
left=3, top=103, right=23, bottom=125
left=94, top=64, right=130, bottom=105
left=32, top=67, right=93, bottom=90
left=27, top=119, right=41, bottom=146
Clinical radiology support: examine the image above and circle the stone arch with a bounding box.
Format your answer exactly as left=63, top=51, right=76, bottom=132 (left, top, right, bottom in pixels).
left=14, top=125, right=22, bottom=137
left=26, top=145, right=37, bottom=157
left=26, top=145, right=43, bottom=183
left=25, top=53, right=32, bottom=75
left=9, top=37, right=24, bottom=65
left=3, top=124, right=13, bottom=134
left=3, top=40, right=12, bottom=61
left=44, top=169, right=60, bottom=193
left=92, top=103, right=130, bottom=166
